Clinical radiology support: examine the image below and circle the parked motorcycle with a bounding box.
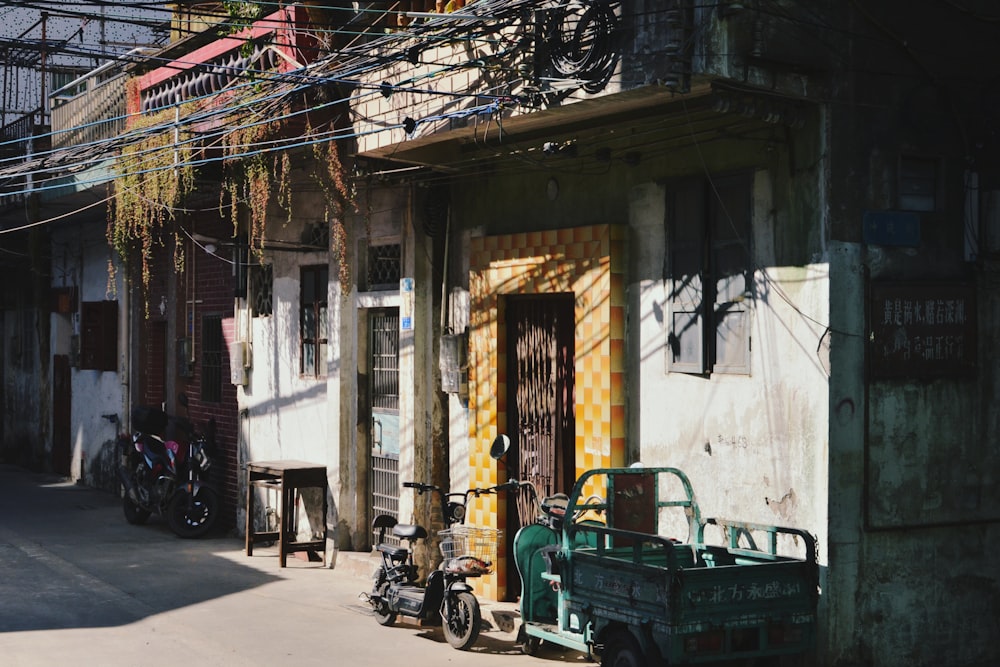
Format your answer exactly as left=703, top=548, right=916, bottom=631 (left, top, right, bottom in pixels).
left=364, top=438, right=515, bottom=650
left=118, top=394, right=219, bottom=538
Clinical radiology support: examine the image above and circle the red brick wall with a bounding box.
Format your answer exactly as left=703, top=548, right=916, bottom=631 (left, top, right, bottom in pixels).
left=136, top=222, right=241, bottom=530
left=181, top=221, right=240, bottom=529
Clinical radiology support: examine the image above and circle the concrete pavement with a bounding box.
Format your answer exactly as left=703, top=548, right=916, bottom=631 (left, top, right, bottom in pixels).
left=0, top=464, right=587, bottom=666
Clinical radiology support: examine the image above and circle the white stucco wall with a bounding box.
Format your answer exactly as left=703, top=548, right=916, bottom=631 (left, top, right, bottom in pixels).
left=52, top=220, right=125, bottom=488
left=628, top=175, right=830, bottom=556
left=237, top=241, right=330, bottom=529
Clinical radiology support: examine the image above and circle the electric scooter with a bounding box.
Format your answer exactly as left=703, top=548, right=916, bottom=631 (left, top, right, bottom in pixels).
left=364, top=437, right=515, bottom=650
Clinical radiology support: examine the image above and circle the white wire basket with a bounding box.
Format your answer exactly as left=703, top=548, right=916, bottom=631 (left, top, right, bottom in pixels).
left=439, top=526, right=502, bottom=575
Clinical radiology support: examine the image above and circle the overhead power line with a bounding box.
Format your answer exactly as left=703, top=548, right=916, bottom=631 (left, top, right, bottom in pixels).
left=0, top=0, right=547, bottom=199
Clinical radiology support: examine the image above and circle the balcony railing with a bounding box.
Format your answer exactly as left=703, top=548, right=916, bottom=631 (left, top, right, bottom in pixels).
left=0, top=110, right=49, bottom=214
left=134, top=6, right=315, bottom=116
left=50, top=71, right=128, bottom=150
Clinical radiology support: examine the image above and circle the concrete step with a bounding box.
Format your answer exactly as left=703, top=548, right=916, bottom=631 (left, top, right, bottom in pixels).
left=332, top=549, right=381, bottom=582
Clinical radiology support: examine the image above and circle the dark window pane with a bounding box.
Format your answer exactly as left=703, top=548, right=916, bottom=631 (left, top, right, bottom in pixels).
left=300, top=265, right=329, bottom=378
left=302, top=343, right=315, bottom=375
left=302, top=307, right=316, bottom=339
left=668, top=180, right=706, bottom=373
left=667, top=173, right=751, bottom=375
left=80, top=301, right=118, bottom=372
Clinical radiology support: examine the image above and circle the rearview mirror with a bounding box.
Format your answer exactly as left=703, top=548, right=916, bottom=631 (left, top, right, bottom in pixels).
left=490, top=434, right=510, bottom=460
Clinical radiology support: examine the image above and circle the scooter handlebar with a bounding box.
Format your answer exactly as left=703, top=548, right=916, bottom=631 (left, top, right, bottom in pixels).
left=402, top=481, right=439, bottom=494
left=468, top=479, right=521, bottom=496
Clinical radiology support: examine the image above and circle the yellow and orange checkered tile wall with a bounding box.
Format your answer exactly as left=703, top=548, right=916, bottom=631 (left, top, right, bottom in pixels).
left=466, top=224, right=626, bottom=600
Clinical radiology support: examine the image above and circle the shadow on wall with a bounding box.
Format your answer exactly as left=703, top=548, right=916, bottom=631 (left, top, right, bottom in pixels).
left=0, top=436, right=46, bottom=471
left=86, top=439, right=122, bottom=494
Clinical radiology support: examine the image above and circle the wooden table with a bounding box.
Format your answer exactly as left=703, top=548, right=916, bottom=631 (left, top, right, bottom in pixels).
left=245, top=460, right=327, bottom=567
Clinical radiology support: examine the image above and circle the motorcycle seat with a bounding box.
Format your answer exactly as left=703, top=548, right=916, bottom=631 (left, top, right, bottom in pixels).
left=391, top=524, right=427, bottom=541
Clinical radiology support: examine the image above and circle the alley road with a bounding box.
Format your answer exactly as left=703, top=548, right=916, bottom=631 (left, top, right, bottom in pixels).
left=0, top=464, right=587, bottom=667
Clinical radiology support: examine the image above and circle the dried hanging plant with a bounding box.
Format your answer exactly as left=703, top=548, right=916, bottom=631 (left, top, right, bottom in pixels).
left=307, top=119, right=356, bottom=294
left=108, top=84, right=196, bottom=309
left=221, top=105, right=292, bottom=262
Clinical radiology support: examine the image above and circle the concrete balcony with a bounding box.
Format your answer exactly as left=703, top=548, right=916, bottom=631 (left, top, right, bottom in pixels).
left=132, top=5, right=318, bottom=120
left=349, top=0, right=697, bottom=164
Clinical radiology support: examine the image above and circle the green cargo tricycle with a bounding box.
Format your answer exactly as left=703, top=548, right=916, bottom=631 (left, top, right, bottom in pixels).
left=512, top=463, right=819, bottom=666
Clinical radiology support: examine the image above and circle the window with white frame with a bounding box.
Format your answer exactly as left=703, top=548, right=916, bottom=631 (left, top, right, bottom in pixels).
left=666, top=172, right=753, bottom=375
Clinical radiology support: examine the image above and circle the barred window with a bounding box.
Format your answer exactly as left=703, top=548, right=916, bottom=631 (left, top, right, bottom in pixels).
left=367, top=243, right=401, bottom=291
left=249, top=263, right=273, bottom=317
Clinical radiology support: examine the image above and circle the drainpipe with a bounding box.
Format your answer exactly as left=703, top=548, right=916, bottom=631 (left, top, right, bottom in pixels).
left=439, top=206, right=450, bottom=334
left=120, top=255, right=130, bottom=442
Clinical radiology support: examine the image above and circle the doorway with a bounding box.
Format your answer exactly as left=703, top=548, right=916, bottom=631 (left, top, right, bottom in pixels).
left=505, top=293, right=576, bottom=594
left=368, top=307, right=400, bottom=546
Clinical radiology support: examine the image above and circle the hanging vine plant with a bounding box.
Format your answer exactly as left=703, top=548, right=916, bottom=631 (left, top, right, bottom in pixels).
left=307, top=118, right=357, bottom=294
left=225, top=107, right=357, bottom=290
left=108, top=80, right=197, bottom=307
left=220, top=105, right=293, bottom=261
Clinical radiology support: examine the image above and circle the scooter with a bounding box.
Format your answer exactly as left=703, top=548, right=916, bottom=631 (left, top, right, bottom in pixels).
left=364, top=437, right=516, bottom=650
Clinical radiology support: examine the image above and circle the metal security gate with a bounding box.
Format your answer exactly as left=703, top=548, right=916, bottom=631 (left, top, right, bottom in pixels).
left=506, top=294, right=576, bottom=594
left=369, top=308, right=400, bottom=546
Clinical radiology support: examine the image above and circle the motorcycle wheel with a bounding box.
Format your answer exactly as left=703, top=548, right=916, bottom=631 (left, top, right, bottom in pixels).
left=441, top=590, right=481, bottom=650
left=167, top=486, right=219, bottom=538
left=372, top=578, right=397, bottom=626
left=122, top=493, right=150, bottom=525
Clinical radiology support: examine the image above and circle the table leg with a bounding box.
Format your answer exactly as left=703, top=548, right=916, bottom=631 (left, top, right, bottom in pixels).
left=323, top=482, right=329, bottom=566
left=246, top=469, right=254, bottom=556
left=279, top=475, right=290, bottom=568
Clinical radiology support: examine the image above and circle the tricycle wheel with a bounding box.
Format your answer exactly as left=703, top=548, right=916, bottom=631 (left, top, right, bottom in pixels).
left=601, top=630, right=645, bottom=667
left=441, top=591, right=481, bottom=650
left=521, top=635, right=542, bottom=655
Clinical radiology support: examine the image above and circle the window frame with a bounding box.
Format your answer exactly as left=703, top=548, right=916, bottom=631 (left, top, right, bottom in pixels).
left=300, top=264, right=329, bottom=378
left=666, top=171, right=753, bottom=376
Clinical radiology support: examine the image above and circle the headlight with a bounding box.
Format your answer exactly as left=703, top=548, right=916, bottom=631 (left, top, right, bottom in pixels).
left=446, top=502, right=465, bottom=523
